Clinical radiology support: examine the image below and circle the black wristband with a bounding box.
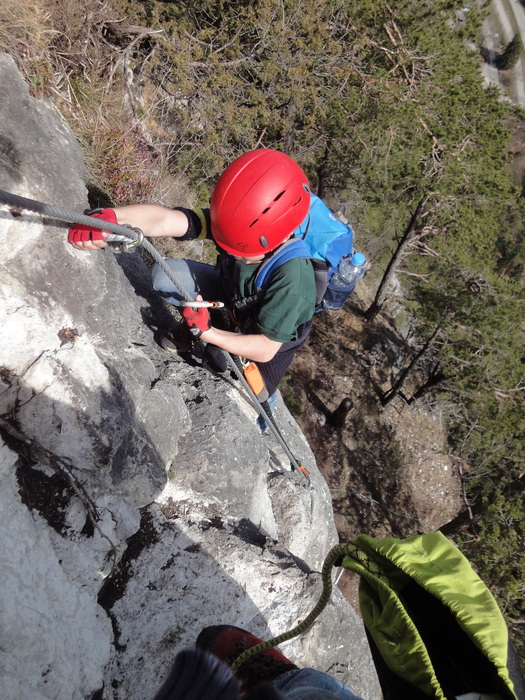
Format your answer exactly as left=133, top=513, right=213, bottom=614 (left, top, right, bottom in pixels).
left=174, top=207, right=206, bottom=241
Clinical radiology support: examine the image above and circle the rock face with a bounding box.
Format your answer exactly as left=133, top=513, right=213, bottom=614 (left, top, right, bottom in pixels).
left=0, top=53, right=380, bottom=700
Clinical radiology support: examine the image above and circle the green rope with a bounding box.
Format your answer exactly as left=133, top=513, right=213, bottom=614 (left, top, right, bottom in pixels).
left=231, top=542, right=359, bottom=672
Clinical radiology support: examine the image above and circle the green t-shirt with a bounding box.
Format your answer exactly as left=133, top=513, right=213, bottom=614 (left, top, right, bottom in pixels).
left=236, top=257, right=316, bottom=343
left=178, top=206, right=316, bottom=343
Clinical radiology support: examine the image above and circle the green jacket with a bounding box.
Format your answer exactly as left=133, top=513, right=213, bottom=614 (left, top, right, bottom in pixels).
left=341, top=532, right=521, bottom=700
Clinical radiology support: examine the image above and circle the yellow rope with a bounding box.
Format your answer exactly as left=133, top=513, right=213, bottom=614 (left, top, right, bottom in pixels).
left=231, top=542, right=358, bottom=672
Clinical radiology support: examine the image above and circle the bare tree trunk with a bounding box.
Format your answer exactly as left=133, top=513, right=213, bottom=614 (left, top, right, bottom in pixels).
left=380, top=324, right=440, bottom=405
left=365, top=195, right=428, bottom=321
left=328, top=398, right=354, bottom=429
left=406, top=362, right=446, bottom=404
left=439, top=473, right=525, bottom=537
left=438, top=501, right=484, bottom=536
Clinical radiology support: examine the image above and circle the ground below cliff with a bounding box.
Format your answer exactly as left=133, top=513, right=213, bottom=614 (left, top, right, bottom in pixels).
left=284, top=289, right=463, bottom=608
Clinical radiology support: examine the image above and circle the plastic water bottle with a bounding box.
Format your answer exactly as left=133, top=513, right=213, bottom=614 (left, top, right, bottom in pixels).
left=323, top=252, right=366, bottom=310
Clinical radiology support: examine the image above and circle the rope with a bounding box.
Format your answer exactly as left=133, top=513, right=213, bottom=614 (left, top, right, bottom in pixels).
left=0, top=189, right=139, bottom=241
left=231, top=542, right=358, bottom=672
left=0, top=189, right=309, bottom=480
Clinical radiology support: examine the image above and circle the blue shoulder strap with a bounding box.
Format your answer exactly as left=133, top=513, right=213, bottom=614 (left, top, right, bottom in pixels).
left=255, top=238, right=312, bottom=290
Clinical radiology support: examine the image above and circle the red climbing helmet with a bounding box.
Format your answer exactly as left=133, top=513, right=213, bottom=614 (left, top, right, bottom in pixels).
left=210, top=149, right=311, bottom=257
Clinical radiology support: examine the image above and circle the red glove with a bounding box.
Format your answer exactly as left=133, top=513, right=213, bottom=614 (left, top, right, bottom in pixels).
left=181, top=303, right=211, bottom=337
left=68, top=209, right=117, bottom=247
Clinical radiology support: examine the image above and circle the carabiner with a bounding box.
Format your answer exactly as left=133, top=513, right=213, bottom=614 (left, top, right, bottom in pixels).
left=120, top=226, right=144, bottom=253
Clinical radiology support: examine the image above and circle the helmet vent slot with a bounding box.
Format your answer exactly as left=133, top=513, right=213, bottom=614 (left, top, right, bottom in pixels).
left=249, top=219, right=259, bottom=228
left=273, top=191, right=285, bottom=202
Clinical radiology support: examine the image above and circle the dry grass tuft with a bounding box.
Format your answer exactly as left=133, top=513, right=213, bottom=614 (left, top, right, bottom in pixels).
left=1, top=0, right=175, bottom=206
left=0, top=0, right=57, bottom=95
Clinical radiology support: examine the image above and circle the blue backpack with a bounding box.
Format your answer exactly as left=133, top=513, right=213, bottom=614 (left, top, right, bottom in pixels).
left=255, top=194, right=358, bottom=310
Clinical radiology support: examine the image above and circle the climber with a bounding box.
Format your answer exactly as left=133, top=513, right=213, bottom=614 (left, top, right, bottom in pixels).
left=68, top=149, right=317, bottom=416
left=153, top=625, right=363, bottom=700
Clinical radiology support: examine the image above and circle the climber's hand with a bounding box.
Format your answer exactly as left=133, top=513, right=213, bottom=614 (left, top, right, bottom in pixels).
left=181, top=295, right=211, bottom=337
left=68, top=209, right=116, bottom=250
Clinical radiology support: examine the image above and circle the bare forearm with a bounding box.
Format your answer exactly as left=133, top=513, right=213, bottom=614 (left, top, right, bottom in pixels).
left=113, top=205, right=189, bottom=238
left=201, top=327, right=282, bottom=363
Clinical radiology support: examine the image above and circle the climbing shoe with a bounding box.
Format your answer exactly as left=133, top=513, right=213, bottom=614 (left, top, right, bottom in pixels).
left=160, top=323, right=196, bottom=354
left=202, top=344, right=228, bottom=374
left=196, top=625, right=298, bottom=694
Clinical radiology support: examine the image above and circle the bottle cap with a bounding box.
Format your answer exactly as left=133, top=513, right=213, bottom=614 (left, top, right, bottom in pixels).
left=351, top=252, right=366, bottom=266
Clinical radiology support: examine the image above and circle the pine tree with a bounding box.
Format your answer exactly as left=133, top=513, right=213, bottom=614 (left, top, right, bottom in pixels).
left=497, top=34, right=522, bottom=70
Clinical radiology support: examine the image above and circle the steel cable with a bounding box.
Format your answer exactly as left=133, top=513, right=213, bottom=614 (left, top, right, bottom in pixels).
left=0, top=189, right=193, bottom=303
left=0, top=189, right=309, bottom=480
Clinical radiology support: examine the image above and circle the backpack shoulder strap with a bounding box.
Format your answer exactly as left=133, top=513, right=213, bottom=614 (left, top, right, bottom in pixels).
left=231, top=238, right=312, bottom=315
left=255, top=238, right=312, bottom=291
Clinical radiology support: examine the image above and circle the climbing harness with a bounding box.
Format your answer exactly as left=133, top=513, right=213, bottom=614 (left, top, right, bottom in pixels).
left=0, top=189, right=311, bottom=482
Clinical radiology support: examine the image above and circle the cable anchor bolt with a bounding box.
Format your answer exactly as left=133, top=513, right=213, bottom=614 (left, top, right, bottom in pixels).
left=120, top=226, right=144, bottom=253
